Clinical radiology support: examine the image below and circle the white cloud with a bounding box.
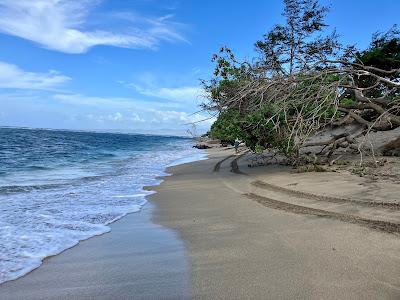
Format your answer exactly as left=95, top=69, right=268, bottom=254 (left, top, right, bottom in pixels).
left=87, top=112, right=145, bottom=123
left=122, top=71, right=204, bottom=104
left=0, top=61, right=70, bottom=90
left=149, top=109, right=213, bottom=125
left=1, top=90, right=213, bottom=134
left=0, top=0, right=186, bottom=54
left=131, top=112, right=145, bottom=122
left=53, top=93, right=174, bottom=109
left=134, top=85, right=202, bottom=103
left=53, top=92, right=212, bottom=125
left=108, top=112, right=123, bottom=122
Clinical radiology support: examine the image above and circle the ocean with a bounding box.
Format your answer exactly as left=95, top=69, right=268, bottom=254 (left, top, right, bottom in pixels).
left=0, top=127, right=205, bottom=284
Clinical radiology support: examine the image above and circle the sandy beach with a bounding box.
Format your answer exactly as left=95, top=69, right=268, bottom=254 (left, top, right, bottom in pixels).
left=1, top=147, right=400, bottom=299
left=152, top=148, right=400, bottom=299
left=1, top=0, right=399, bottom=298
left=0, top=203, right=191, bottom=299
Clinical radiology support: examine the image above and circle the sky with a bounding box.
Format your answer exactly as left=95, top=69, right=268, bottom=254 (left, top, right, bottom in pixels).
left=0, top=0, right=399, bottom=135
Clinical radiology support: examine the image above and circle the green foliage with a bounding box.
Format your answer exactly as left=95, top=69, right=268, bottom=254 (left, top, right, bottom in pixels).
left=351, top=165, right=368, bottom=177
left=340, top=98, right=355, bottom=106
left=255, top=144, right=264, bottom=154
left=355, top=25, right=400, bottom=98
left=358, top=25, right=400, bottom=72
left=255, top=0, right=337, bottom=75
left=209, top=109, right=246, bottom=143
left=211, top=103, right=301, bottom=156
left=212, top=47, right=250, bottom=81
left=244, top=104, right=288, bottom=151
left=203, top=0, right=399, bottom=164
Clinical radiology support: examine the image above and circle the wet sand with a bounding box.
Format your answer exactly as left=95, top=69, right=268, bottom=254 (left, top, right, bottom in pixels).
left=0, top=203, right=190, bottom=299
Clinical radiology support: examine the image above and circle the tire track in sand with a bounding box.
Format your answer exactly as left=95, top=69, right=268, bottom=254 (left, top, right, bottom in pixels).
left=251, top=180, right=400, bottom=210
left=244, top=193, right=400, bottom=234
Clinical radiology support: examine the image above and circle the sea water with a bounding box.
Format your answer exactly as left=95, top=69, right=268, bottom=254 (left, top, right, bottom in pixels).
left=0, top=127, right=206, bottom=284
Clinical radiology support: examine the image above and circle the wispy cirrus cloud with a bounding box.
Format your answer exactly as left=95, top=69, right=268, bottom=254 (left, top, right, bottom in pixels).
left=0, top=61, right=70, bottom=90
left=121, top=72, right=203, bottom=104
left=0, top=0, right=186, bottom=54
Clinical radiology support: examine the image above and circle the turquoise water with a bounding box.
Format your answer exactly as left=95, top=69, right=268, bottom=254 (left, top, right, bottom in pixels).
left=0, top=127, right=205, bottom=284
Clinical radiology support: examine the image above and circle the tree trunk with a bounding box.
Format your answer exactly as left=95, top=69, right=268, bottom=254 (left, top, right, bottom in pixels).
left=381, top=137, right=400, bottom=156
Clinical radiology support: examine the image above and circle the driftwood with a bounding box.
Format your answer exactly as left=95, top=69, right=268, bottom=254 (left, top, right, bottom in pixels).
left=381, top=137, right=400, bottom=156
left=193, top=144, right=211, bottom=149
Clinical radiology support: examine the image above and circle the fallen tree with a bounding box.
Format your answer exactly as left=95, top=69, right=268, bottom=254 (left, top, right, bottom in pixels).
left=201, top=1, right=399, bottom=165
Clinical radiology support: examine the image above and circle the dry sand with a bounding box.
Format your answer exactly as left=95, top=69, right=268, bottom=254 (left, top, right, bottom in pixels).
left=151, top=148, right=400, bottom=299
left=1, top=147, right=400, bottom=299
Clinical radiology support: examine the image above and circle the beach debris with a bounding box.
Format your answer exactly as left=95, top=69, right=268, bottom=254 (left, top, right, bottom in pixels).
left=193, top=143, right=211, bottom=149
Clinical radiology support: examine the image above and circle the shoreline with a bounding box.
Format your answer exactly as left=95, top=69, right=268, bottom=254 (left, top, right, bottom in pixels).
left=0, top=151, right=206, bottom=298
left=0, top=202, right=191, bottom=299
left=1, top=147, right=400, bottom=299
left=0, top=143, right=205, bottom=287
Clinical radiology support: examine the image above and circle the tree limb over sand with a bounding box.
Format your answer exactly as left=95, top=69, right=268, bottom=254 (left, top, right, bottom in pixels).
left=201, top=6, right=400, bottom=164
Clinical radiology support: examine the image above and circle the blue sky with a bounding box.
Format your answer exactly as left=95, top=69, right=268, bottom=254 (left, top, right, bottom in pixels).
left=0, top=0, right=398, bottom=135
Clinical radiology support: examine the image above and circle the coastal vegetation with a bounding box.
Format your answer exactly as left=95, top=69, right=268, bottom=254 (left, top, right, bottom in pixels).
left=202, top=0, right=400, bottom=165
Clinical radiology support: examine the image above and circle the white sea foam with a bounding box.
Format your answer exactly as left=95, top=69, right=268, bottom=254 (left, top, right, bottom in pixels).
left=168, top=151, right=208, bottom=168
left=0, top=139, right=206, bottom=284
left=111, top=194, right=149, bottom=198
